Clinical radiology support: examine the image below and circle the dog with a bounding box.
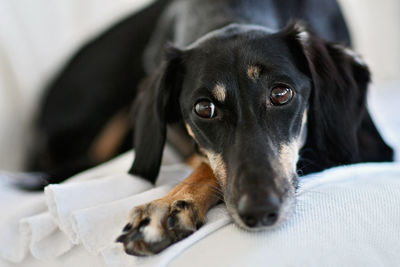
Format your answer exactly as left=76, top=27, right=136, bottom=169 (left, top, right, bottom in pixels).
left=28, top=0, right=393, bottom=256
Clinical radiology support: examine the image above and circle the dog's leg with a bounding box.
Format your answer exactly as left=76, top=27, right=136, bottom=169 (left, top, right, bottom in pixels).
left=116, top=162, right=220, bottom=256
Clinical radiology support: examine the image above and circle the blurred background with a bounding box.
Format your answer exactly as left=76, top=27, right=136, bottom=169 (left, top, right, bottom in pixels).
left=338, top=0, right=400, bottom=83
left=0, top=0, right=399, bottom=171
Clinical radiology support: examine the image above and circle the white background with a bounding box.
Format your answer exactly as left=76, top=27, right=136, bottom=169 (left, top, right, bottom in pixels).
left=339, top=0, right=400, bottom=83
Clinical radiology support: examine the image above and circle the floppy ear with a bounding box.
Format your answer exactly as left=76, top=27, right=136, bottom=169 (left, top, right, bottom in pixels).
left=283, top=22, right=393, bottom=174
left=128, top=46, right=184, bottom=182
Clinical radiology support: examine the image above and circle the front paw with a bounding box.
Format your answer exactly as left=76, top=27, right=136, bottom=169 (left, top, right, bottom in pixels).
left=116, top=199, right=204, bottom=256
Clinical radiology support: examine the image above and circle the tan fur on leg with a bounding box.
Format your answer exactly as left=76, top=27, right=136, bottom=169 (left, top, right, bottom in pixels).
left=164, top=162, right=220, bottom=218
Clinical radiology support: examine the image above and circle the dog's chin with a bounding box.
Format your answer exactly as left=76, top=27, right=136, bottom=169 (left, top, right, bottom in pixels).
left=226, top=193, right=297, bottom=232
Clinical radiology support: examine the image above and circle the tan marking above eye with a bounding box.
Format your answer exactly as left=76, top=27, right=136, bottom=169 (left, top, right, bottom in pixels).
left=247, top=65, right=260, bottom=80
left=213, top=84, right=227, bottom=102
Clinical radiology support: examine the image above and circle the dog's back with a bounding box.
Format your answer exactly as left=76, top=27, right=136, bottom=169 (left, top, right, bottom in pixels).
left=144, top=0, right=351, bottom=73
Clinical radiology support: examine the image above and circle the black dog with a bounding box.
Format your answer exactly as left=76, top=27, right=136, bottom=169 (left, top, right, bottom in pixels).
left=29, top=0, right=393, bottom=255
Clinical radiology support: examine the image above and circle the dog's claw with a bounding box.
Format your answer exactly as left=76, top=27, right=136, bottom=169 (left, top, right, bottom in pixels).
left=122, top=223, right=132, bottom=232
left=116, top=234, right=127, bottom=243
left=117, top=199, right=205, bottom=256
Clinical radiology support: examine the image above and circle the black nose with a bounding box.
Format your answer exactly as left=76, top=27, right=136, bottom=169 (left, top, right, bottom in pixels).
left=237, top=193, right=281, bottom=228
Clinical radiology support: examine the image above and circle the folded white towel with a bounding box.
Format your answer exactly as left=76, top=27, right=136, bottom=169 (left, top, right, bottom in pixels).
left=20, top=212, right=73, bottom=260
left=43, top=151, right=191, bottom=246
left=44, top=173, right=153, bottom=244
left=73, top=186, right=173, bottom=255
left=71, top=165, right=192, bottom=255
left=0, top=175, right=46, bottom=263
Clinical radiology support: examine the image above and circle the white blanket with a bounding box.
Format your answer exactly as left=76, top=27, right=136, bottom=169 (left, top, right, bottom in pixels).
left=1, top=158, right=400, bottom=267
left=172, top=162, right=400, bottom=267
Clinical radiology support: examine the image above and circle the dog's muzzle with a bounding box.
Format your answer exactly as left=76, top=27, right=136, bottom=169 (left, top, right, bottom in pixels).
left=226, top=166, right=296, bottom=230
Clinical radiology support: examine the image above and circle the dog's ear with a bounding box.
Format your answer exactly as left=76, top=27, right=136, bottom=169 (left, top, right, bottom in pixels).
left=128, top=46, right=184, bottom=182
left=283, top=22, right=374, bottom=173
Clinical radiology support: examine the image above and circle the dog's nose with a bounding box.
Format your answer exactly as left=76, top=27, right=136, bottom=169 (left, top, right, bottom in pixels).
left=237, top=193, right=281, bottom=228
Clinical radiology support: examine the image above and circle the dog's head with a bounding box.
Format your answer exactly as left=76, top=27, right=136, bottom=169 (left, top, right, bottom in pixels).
left=129, top=22, right=370, bottom=230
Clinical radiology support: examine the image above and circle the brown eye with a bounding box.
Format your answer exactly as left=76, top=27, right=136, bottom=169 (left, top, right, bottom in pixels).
left=270, top=86, right=293, bottom=105
left=194, top=100, right=216, bottom=118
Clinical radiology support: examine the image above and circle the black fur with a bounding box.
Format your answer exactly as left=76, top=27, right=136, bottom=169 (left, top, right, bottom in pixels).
left=283, top=26, right=394, bottom=174
left=129, top=47, right=184, bottom=182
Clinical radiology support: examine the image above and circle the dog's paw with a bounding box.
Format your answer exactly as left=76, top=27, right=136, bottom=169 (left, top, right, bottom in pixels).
left=116, top=199, right=204, bottom=256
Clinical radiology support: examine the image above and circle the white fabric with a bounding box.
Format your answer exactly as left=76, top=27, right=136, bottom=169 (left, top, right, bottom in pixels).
left=171, top=163, right=400, bottom=267
left=0, top=191, right=45, bottom=262
left=44, top=172, right=152, bottom=244
left=1, top=160, right=400, bottom=267
left=21, top=212, right=73, bottom=261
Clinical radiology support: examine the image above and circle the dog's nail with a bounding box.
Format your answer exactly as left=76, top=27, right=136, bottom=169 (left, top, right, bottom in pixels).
left=122, top=223, right=133, bottom=232
left=116, top=234, right=127, bottom=243
left=138, top=218, right=150, bottom=229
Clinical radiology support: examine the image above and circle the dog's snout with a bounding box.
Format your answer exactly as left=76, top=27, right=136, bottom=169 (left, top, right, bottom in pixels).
left=237, top=193, right=281, bottom=228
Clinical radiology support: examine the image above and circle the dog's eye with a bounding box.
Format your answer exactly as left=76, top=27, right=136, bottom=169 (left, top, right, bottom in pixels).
left=194, top=100, right=216, bottom=119
left=270, top=86, right=293, bottom=105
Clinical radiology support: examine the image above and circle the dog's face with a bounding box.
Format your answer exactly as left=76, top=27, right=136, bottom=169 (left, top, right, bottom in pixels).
left=178, top=25, right=311, bottom=229
left=130, top=23, right=371, bottom=230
